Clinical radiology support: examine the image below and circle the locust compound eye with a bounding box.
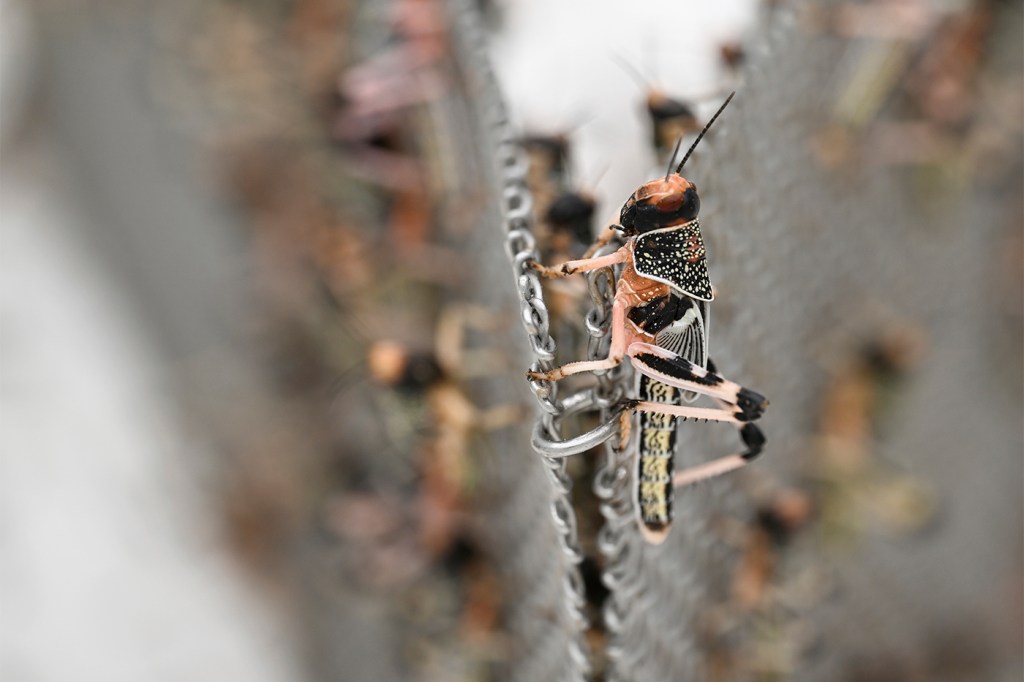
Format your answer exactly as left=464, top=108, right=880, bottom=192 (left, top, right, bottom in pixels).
left=676, top=186, right=700, bottom=221
left=619, top=198, right=637, bottom=232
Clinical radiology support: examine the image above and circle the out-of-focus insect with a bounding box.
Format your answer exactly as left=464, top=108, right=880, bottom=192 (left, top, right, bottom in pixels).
left=368, top=305, right=523, bottom=556
left=518, top=131, right=605, bottom=346
left=814, top=324, right=937, bottom=542
left=519, top=129, right=605, bottom=256
left=334, top=0, right=450, bottom=187
left=528, top=93, right=769, bottom=544
left=519, top=131, right=595, bottom=257
left=731, top=487, right=815, bottom=608
left=537, top=189, right=598, bottom=333
left=612, top=55, right=709, bottom=165
left=520, top=132, right=572, bottom=198
left=700, top=484, right=821, bottom=679
left=545, top=189, right=598, bottom=257
left=334, top=0, right=490, bottom=248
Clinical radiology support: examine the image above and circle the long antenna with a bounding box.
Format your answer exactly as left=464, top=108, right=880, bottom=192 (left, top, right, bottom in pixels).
left=665, top=137, right=684, bottom=181
left=675, top=91, right=736, bottom=174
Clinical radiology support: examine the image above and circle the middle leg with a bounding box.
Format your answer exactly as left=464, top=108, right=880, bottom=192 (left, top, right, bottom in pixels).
left=527, top=292, right=635, bottom=382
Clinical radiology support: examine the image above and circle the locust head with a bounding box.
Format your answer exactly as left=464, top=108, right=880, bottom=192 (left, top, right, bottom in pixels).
left=619, top=174, right=700, bottom=236
left=618, top=91, right=735, bottom=238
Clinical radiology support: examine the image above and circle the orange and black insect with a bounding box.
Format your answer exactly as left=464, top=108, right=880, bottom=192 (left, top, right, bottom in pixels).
left=529, top=93, right=768, bottom=543
left=519, top=132, right=599, bottom=256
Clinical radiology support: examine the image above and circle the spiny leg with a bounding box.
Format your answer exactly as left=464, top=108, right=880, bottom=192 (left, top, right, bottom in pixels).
left=672, top=358, right=766, bottom=488
left=528, top=247, right=628, bottom=279
left=622, top=350, right=768, bottom=488
left=627, top=342, right=768, bottom=420
left=672, top=422, right=766, bottom=488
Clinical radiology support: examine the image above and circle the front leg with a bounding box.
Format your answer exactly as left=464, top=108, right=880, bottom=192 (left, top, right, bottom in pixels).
left=529, top=247, right=628, bottom=278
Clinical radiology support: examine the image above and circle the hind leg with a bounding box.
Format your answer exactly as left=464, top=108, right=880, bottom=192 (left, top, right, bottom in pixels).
left=624, top=345, right=768, bottom=487
left=627, top=343, right=767, bottom=420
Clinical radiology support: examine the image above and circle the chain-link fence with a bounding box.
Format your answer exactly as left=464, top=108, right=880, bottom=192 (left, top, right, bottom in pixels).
left=4, top=0, right=1020, bottom=681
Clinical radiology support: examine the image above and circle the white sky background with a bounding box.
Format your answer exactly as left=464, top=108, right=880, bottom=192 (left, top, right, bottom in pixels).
left=490, top=0, right=759, bottom=221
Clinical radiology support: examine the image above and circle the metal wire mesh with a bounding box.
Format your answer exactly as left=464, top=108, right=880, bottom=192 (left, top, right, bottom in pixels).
left=458, top=0, right=1022, bottom=679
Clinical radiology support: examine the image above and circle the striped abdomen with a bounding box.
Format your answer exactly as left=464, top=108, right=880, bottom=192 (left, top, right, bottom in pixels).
left=633, top=296, right=708, bottom=544
left=636, top=373, right=678, bottom=543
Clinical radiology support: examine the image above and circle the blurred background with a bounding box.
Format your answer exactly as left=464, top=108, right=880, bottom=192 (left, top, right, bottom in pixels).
left=1, top=0, right=1021, bottom=681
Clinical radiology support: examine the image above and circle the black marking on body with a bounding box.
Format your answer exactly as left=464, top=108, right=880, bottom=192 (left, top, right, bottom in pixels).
left=736, top=387, right=768, bottom=421
left=627, top=294, right=696, bottom=335
left=632, top=221, right=713, bottom=300
left=740, top=423, right=766, bottom=460
left=619, top=188, right=700, bottom=235
left=634, top=353, right=724, bottom=387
